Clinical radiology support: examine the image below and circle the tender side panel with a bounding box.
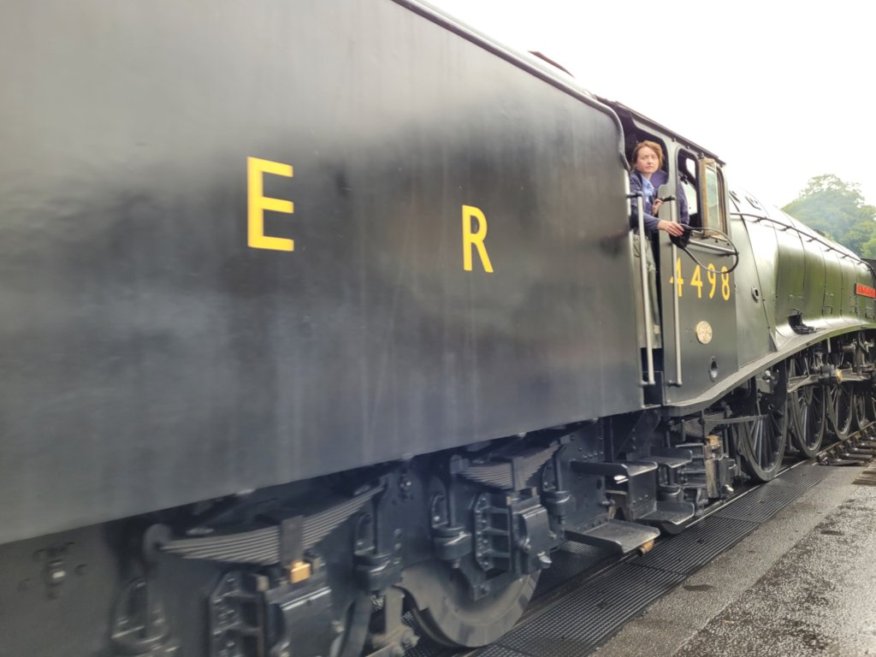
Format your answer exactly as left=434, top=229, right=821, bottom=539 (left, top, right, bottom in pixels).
left=0, top=0, right=641, bottom=544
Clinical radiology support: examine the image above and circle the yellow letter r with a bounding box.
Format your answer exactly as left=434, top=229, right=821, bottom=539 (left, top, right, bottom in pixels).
left=462, top=204, right=494, bottom=273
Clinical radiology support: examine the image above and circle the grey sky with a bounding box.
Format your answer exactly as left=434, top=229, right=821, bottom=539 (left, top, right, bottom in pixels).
left=429, top=0, right=875, bottom=209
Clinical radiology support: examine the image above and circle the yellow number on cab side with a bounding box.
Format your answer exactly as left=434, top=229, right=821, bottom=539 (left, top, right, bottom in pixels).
left=690, top=265, right=703, bottom=299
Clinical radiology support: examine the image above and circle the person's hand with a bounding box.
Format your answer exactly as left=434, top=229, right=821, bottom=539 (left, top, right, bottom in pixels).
left=652, top=198, right=663, bottom=214
left=657, top=220, right=685, bottom=237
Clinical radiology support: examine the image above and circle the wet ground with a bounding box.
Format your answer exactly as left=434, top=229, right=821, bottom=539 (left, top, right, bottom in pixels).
left=595, top=463, right=876, bottom=657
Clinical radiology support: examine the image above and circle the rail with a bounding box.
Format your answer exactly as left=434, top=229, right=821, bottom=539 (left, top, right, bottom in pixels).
left=670, top=203, right=683, bottom=386
left=631, top=193, right=656, bottom=386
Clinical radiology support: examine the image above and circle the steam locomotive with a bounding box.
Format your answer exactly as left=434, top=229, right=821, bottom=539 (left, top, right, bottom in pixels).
left=1, top=2, right=873, bottom=656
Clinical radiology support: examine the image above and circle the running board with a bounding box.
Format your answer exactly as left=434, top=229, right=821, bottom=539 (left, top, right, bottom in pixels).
left=565, top=519, right=660, bottom=554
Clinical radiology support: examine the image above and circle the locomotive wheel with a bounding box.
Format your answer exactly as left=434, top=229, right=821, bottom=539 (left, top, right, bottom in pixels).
left=787, top=355, right=825, bottom=458
left=737, top=367, right=788, bottom=482
left=400, top=562, right=538, bottom=648
left=863, top=384, right=876, bottom=426
left=867, top=385, right=876, bottom=427
left=737, top=401, right=788, bottom=481
left=852, top=384, right=872, bottom=429
left=827, top=382, right=854, bottom=440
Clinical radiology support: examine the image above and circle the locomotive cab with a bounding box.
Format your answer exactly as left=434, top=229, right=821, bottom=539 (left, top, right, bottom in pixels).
left=612, top=105, right=741, bottom=406
left=658, top=149, right=740, bottom=404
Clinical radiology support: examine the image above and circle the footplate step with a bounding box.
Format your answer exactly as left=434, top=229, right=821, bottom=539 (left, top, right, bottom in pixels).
left=565, top=519, right=660, bottom=554
left=640, top=501, right=696, bottom=532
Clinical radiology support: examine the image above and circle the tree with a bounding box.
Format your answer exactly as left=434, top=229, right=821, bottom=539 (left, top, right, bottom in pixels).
left=859, top=234, right=876, bottom=259
left=782, top=175, right=876, bottom=253
left=843, top=219, right=876, bottom=255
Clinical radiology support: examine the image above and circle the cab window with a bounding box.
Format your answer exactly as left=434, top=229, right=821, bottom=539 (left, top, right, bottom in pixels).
left=678, top=151, right=700, bottom=227
left=699, top=159, right=727, bottom=233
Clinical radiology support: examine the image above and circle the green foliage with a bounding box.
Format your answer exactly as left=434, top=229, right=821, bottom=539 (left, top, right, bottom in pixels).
left=843, top=219, right=876, bottom=256
left=860, top=235, right=876, bottom=259
left=782, top=175, right=876, bottom=256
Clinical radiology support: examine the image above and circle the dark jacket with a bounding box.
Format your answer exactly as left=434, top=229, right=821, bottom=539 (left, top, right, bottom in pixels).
left=629, top=169, right=689, bottom=233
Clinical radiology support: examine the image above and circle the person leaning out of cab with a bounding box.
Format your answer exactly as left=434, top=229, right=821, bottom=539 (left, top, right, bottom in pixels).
left=629, top=140, right=689, bottom=236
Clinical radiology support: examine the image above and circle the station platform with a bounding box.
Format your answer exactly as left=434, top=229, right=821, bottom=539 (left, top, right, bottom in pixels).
left=595, top=462, right=876, bottom=657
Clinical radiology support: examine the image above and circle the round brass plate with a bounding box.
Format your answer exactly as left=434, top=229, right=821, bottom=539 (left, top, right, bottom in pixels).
left=695, top=320, right=713, bottom=344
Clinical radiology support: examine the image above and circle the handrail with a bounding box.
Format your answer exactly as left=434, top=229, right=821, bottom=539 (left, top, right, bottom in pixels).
left=685, top=240, right=738, bottom=257
left=733, top=211, right=865, bottom=266
left=670, top=205, right=683, bottom=386
left=631, top=193, right=656, bottom=385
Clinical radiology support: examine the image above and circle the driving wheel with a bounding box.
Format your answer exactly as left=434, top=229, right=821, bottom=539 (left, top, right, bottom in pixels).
left=736, top=366, right=788, bottom=482
left=852, top=384, right=873, bottom=430
left=787, top=353, right=825, bottom=458
left=827, top=381, right=854, bottom=440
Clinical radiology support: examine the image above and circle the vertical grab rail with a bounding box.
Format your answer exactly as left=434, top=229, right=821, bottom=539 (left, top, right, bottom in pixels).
left=631, top=193, right=656, bottom=385
left=669, top=201, right=683, bottom=386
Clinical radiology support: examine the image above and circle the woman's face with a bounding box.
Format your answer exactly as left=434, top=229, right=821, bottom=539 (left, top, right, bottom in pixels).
left=634, top=146, right=660, bottom=175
